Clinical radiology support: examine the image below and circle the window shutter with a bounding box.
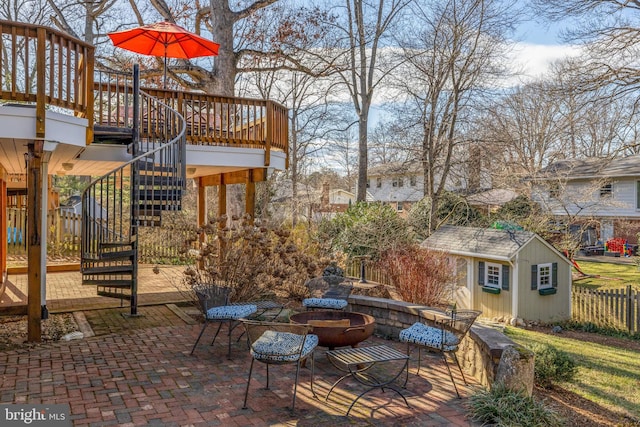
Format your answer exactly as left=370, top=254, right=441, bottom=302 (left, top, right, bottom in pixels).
left=531, top=265, right=538, bottom=290
left=552, top=262, right=558, bottom=288
left=502, top=265, right=510, bottom=290
left=478, top=262, right=485, bottom=286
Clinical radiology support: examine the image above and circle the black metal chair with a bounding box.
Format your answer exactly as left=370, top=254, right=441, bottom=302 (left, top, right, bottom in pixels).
left=399, top=309, right=481, bottom=397
left=242, top=320, right=318, bottom=411
left=190, top=285, right=257, bottom=358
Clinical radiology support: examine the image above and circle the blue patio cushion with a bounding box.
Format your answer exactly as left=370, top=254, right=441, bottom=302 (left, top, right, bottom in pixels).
left=399, top=322, right=459, bottom=352
left=206, top=304, right=257, bottom=320
left=302, top=297, right=348, bottom=310
left=251, top=331, right=319, bottom=362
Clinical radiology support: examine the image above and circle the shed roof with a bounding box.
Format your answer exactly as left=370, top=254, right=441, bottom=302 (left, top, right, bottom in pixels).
left=421, top=225, right=537, bottom=261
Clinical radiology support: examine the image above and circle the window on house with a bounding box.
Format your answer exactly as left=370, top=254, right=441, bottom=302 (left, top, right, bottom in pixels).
left=376, top=177, right=382, bottom=188
left=396, top=202, right=403, bottom=212
left=486, top=263, right=501, bottom=287
left=392, top=177, right=404, bottom=187
left=549, top=182, right=561, bottom=199
left=637, top=181, right=640, bottom=209
left=410, top=176, right=417, bottom=187
left=366, top=180, right=370, bottom=188
left=600, top=183, right=613, bottom=197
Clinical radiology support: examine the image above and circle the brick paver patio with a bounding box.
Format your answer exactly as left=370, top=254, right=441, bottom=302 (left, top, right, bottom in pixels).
left=0, top=267, right=481, bottom=426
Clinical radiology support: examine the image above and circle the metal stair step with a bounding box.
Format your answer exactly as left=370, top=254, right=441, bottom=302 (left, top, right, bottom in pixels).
left=82, top=265, right=134, bottom=275
left=135, top=175, right=184, bottom=187
left=100, top=239, right=135, bottom=248
left=136, top=190, right=183, bottom=201
left=97, top=286, right=132, bottom=300
left=85, top=279, right=133, bottom=288
left=97, top=250, right=136, bottom=261
left=136, top=160, right=178, bottom=173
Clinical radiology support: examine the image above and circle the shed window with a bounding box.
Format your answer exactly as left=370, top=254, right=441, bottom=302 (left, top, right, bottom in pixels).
left=486, top=264, right=501, bottom=287
left=538, top=263, right=552, bottom=288
left=531, top=262, right=558, bottom=291
left=478, top=261, right=509, bottom=291
left=376, top=177, right=382, bottom=188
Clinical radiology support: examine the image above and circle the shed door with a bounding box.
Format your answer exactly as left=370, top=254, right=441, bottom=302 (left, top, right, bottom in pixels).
left=452, top=257, right=471, bottom=309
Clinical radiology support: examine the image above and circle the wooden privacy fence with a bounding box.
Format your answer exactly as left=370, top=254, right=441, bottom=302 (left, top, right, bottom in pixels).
left=7, top=208, right=82, bottom=256
left=573, top=285, right=640, bottom=335
left=345, top=258, right=392, bottom=285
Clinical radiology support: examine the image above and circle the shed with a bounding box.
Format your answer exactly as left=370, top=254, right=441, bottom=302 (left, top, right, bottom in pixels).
left=421, top=225, right=571, bottom=323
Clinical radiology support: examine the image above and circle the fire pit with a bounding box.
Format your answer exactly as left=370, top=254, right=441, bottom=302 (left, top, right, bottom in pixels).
left=289, top=311, right=375, bottom=349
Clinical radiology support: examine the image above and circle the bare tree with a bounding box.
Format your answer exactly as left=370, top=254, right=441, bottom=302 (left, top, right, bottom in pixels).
left=480, top=81, right=567, bottom=190
left=532, top=0, right=640, bottom=102
left=394, top=0, right=520, bottom=232
left=319, top=0, right=411, bottom=202
left=44, top=0, right=330, bottom=96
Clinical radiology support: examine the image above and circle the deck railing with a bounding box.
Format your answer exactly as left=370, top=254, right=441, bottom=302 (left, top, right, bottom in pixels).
left=93, top=77, right=289, bottom=166
left=0, top=20, right=287, bottom=161
left=0, top=20, right=94, bottom=140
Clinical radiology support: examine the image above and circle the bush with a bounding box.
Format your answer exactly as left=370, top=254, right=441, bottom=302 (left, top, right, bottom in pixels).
left=378, top=245, right=453, bottom=306
left=316, top=202, right=412, bottom=259
left=183, top=215, right=328, bottom=304
left=468, top=383, right=564, bottom=427
left=530, top=343, right=577, bottom=389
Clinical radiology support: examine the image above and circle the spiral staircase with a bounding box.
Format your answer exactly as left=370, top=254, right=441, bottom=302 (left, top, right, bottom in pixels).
left=80, top=68, right=186, bottom=315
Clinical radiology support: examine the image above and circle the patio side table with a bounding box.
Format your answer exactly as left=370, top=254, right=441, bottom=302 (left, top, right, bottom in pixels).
left=325, top=345, right=410, bottom=415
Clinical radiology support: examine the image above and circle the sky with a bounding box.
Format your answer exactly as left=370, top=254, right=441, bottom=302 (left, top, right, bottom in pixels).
left=508, top=18, right=580, bottom=81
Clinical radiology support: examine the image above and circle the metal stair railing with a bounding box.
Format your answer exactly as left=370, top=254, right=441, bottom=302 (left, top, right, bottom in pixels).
left=81, top=65, right=186, bottom=315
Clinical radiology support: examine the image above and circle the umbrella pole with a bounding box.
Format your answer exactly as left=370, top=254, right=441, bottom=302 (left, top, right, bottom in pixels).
left=163, top=51, right=167, bottom=89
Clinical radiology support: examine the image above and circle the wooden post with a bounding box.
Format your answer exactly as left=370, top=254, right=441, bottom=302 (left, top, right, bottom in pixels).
left=197, top=178, right=207, bottom=269
left=27, top=141, right=44, bottom=342
left=218, top=181, right=227, bottom=255
left=218, top=182, right=227, bottom=228
left=245, top=170, right=255, bottom=225
left=35, top=28, right=46, bottom=139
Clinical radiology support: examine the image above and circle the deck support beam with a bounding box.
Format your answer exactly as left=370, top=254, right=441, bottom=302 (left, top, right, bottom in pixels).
left=197, top=178, right=207, bottom=268
left=27, top=141, right=44, bottom=342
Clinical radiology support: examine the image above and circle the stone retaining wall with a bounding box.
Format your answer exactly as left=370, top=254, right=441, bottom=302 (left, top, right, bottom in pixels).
left=348, top=295, right=519, bottom=387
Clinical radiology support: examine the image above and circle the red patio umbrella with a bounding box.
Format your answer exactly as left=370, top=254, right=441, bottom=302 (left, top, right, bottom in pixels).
left=108, top=21, right=219, bottom=88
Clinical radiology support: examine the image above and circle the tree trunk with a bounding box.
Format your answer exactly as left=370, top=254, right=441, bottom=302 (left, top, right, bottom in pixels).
left=209, top=1, right=237, bottom=96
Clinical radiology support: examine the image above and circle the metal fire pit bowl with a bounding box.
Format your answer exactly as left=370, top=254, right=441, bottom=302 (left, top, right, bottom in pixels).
left=289, top=311, right=376, bottom=349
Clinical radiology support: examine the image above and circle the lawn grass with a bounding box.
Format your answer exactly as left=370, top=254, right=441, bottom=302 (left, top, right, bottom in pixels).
left=505, top=326, right=640, bottom=420
left=573, top=260, right=640, bottom=290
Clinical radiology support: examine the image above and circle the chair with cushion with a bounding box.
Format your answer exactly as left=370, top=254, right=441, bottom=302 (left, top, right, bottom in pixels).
left=302, top=276, right=353, bottom=310
left=242, top=320, right=318, bottom=411
left=399, top=309, right=481, bottom=397
left=190, top=285, right=257, bottom=358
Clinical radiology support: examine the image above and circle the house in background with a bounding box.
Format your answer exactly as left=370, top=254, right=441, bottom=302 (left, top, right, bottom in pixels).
left=366, top=157, right=491, bottom=215
left=530, top=155, right=640, bottom=244
left=270, top=180, right=354, bottom=222
left=311, top=182, right=355, bottom=220
left=467, top=188, right=519, bottom=216
left=421, top=225, right=572, bottom=324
